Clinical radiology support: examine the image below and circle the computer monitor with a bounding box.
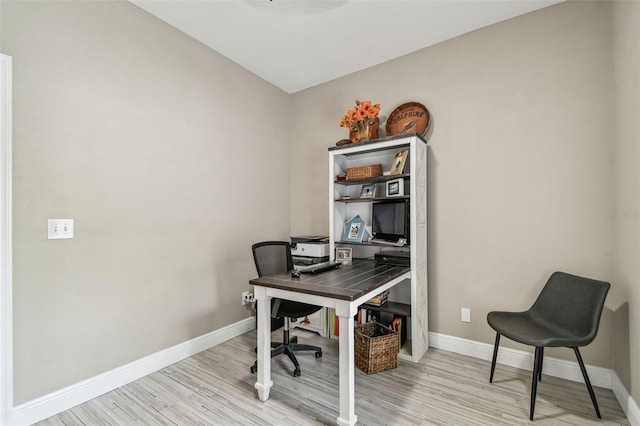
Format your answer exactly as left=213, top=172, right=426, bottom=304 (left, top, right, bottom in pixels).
left=371, top=199, right=410, bottom=244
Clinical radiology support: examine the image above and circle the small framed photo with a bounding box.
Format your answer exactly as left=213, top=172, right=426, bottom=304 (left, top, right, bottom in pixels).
left=360, top=184, right=376, bottom=198
left=343, top=215, right=367, bottom=242
left=386, top=178, right=405, bottom=197
left=336, top=247, right=352, bottom=263
left=390, top=150, right=408, bottom=175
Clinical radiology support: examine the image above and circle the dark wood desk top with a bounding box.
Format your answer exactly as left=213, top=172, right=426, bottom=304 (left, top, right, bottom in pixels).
left=249, top=259, right=410, bottom=301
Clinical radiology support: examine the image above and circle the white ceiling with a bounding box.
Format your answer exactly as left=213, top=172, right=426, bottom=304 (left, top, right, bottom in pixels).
left=130, top=0, right=561, bottom=94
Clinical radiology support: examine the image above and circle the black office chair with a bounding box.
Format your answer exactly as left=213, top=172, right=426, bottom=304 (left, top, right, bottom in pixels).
left=487, top=271, right=610, bottom=420
left=250, top=241, right=323, bottom=377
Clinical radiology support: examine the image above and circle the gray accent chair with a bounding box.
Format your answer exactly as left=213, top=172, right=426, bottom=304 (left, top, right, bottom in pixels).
left=487, top=271, right=610, bottom=420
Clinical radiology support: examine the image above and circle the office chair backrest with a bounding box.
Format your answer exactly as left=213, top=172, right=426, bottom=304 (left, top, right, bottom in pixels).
left=252, top=241, right=294, bottom=277
left=529, top=271, right=610, bottom=344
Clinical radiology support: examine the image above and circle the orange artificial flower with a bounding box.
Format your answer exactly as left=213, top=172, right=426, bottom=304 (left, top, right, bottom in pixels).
left=339, top=99, right=381, bottom=128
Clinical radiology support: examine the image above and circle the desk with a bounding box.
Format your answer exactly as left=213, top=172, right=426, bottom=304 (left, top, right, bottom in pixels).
left=250, top=259, right=411, bottom=426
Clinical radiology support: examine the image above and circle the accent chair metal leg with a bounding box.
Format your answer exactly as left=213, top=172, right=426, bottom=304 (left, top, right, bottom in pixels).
left=490, top=333, right=500, bottom=383
left=530, top=347, right=541, bottom=421
left=574, top=347, right=601, bottom=418
left=538, top=347, right=544, bottom=382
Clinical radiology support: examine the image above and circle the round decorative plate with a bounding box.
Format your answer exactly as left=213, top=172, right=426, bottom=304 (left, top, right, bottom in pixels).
left=385, top=102, right=430, bottom=137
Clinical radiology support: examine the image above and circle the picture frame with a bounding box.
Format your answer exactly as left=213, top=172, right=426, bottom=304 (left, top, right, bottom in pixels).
left=343, top=215, right=367, bottom=242
left=335, top=247, right=352, bottom=263
left=386, top=178, right=405, bottom=197
left=390, top=150, right=408, bottom=175
left=360, top=184, right=376, bottom=199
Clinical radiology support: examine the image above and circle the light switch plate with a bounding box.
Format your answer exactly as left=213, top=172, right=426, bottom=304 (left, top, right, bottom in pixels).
left=48, top=219, right=74, bottom=239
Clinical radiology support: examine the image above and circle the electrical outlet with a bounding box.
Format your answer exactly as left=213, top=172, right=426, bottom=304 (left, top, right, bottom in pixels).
left=242, top=291, right=254, bottom=305
left=461, top=308, right=471, bottom=323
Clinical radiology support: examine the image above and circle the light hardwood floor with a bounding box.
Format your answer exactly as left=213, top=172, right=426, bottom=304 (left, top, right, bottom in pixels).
left=35, top=329, right=629, bottom=426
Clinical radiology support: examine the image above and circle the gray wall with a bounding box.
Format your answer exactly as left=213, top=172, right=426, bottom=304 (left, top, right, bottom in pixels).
left=291, top=0, right=615, bottom=366
left=612, top=0, right=640, bottom=404
left=1, top=0, right=291, bottom=404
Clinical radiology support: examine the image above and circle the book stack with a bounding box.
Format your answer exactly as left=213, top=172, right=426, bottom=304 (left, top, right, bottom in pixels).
left=391, top=316, right=406, bottom=352
left=365, top=290, right=389, bottom=306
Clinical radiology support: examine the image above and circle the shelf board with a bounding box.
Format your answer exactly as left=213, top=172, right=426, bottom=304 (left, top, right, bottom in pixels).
left=335, top=195, right=410, bottom=203
left=334, top=173, right=410, bottom=186
left=335, top=240, right=410, bottom=248
left=398, top=340, right=413, bottom=360
left=328, top=132, right=426, bottom=153
left=361, top=301, right=411, bottom=317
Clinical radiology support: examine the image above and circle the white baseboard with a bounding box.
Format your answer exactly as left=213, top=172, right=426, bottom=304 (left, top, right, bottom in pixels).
left=11, top=317, right=255, bottom=426
left=612, top=371, right=640, bottom=426
left=428, top=331, right=612, bottom=388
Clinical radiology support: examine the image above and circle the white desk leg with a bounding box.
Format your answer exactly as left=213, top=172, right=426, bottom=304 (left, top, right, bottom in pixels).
left=253, top=286, right=273, bottom=401
left=336, top=305, right=357, bottom=426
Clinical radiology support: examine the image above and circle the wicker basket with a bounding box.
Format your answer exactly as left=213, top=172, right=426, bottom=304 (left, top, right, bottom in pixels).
left=354, top=322, right=398, bottom=374
left=347, top=164, right=382, bottom=180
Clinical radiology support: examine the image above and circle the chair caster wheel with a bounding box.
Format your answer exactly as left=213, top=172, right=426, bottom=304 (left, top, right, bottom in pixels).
left=293, top=368, right=301, bottom=377
left=315, top=351, right=322, bottom=358
left=250, top=362, right=257, bottom=374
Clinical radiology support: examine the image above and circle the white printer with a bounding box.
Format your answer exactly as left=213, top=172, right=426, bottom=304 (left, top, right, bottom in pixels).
left=290, top=236, right=329, bottom=265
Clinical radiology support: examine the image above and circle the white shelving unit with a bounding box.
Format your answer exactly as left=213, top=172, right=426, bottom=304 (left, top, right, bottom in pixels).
left=328, top=133, right=428, bottom=362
